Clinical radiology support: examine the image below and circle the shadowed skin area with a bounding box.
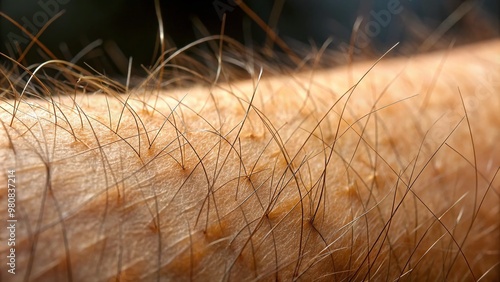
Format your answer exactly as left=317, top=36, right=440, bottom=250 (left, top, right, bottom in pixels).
left=0, top=40, right=499, bottom=281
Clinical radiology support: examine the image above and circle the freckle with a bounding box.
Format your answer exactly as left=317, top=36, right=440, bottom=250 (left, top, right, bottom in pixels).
left=163, top=217, right=234, bottom=275
left=267, top=197, right=298, bottom=221
left=148, top=219, right=160, bottom=233
left=343, top=180, right=360, bottom=200
left=246, top=132, right=264, bottom=139
left=67, top=134, right=82, bottom=144
left=136, top=107, right=152, bottom=116
left=433, top=160, right=444, bottom=173
left=115, top=189, right=125, bottom=205
left=161, top=232, right=207, bottom=277
left=368, top=172, right=380, bottom=187
left=114, top=261, right=149, bottom=281
left=204, top=218, right=229, bottom=242
left=269, top=149, right=280, bottom=159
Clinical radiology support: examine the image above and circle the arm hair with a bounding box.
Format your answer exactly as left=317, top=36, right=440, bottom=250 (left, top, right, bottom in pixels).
left=0, top=40, right=499, bottom=281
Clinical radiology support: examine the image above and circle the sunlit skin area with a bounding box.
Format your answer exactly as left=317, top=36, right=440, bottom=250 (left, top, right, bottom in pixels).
left=0, top=1, right=499, bottom=281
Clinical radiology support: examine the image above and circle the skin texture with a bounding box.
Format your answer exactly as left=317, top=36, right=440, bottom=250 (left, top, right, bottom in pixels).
left=0, top=39, right=499, bottom=281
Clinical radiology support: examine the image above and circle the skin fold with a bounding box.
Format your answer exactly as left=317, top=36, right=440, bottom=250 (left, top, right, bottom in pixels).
left=0, top=39, right=499, bottom=281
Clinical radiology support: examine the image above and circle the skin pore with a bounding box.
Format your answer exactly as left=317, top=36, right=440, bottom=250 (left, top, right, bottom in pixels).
left=0, top=35, right=499, bottom=281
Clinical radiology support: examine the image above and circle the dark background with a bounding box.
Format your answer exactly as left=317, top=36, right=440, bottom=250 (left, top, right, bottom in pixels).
left=1, top=0, right=498, bottom=78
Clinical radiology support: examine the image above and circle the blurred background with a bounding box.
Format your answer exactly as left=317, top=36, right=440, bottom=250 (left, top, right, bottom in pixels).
left=1, top=0, right=498, bottom=79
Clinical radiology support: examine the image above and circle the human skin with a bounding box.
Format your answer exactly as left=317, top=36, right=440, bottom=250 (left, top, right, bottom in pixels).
left=0, top=39, right=499, bottom=281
